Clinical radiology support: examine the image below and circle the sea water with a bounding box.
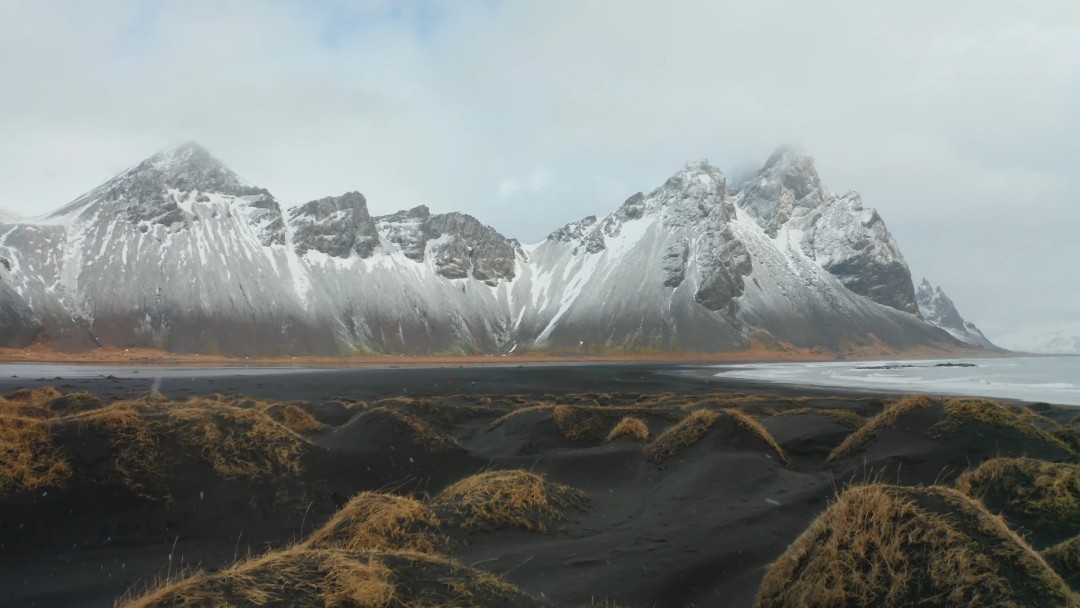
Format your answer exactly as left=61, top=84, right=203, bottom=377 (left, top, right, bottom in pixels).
left=713, top=355, right=1080, bottom=406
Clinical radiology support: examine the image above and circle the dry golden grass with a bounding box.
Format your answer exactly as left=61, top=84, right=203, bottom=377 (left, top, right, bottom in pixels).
left=771, top=407, right=866, bottom=429
left=488, top=404, right=555, bottom=429
left=755, top=484, right=1080, bottom=608
left=0, top=414, right=71, bottom=495
left=646, top=409, right=787, bottom=464
left=304, top=492, right=445, bottom=554
left=255, top=402, right=326, bottom=435
left=957, top=457, right=1080, bottom=535
left=552, top=405, right=617, bottom=442
left=71, top=396, right=308, bottom=498
left=432, top=469, right=588, bottom=533
left=5, top=386, right=62, bottom=406
left=1043, top=535, right=1080, bottom=589
left=491, top=402, right=678, bottom=448
left=930, top=399, right=1073, bottom=452
left=828, top=395, right=937, bottom=462
left=356, top=407, right=461, bottom=451
left=118, top=546, right=396, bottom=608
left=118, top=547, right=530, bottom=608
left=605, top=417, right=650, bottom=443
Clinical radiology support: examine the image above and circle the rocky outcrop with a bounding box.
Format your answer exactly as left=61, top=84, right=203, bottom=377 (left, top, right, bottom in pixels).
left=916, top=279, right=999, bottom=349
left=0, top=278, right=37, bottom=347
left=735, top=147, right=920, bottom=315
left=290, top=192, right=379, bottom=258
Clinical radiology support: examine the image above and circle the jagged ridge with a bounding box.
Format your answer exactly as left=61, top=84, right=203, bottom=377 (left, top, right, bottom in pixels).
left=0, top=143, right=976, bottom=355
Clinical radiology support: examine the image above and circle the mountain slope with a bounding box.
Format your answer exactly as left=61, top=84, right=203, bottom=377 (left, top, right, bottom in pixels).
left=0, top=143, right=971, bottom=356
left=915, top=279, right=999, bottom=349
left=736, top=147, right=920, bottom=315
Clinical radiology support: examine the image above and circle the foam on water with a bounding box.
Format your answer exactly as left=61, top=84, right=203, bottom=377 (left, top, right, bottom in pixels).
left=713, top=355, right=1080, bottom=406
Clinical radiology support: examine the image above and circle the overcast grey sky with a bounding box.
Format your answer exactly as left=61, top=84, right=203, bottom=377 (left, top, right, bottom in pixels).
left=1, top=0, right=1077, bottom=344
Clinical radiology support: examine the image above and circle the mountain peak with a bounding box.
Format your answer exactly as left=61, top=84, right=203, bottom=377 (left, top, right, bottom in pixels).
left=916, top=279, right=999, bottom=349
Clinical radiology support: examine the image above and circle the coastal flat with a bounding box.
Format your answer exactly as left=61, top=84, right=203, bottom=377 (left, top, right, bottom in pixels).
left=1, top=365, right=1076, bottom=607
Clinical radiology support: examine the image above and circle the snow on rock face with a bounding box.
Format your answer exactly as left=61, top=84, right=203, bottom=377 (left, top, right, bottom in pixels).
left=374, top=206, right=518, bottom=286
left=290, top=192, right=379, bottom=258
left=735, top=146, right=920, bottom=315
left=0, top=142, right=968, bottom=355
left=916, top=279, right=999, bottom=349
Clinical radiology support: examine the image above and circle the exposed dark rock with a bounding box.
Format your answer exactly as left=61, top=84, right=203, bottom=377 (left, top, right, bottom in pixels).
left=290, top=192, right=379, bottom=259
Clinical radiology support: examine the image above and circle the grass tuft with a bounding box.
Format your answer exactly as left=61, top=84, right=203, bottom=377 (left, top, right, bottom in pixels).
left=432, top=469, right=588, bottom=533
left=755, top=483, right=1079, bottom=608
left=646, top=409, right=786, bottom=464
left=0, top=414, right=71, bottom=495
left=605, top=417, right=650, bottom=443
left=957, top=457, right=1080, bottom=542
left=1043, top=535, right=1080, bottom=590
left=304, top=492, right=445, bottom=554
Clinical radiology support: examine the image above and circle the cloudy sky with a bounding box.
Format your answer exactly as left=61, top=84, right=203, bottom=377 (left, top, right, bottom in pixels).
left=1, top=0, right=1077, bottom=344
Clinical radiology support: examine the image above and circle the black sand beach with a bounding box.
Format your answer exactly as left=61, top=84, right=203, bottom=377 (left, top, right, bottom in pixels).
left=2, top=364, right=1078, bottom=607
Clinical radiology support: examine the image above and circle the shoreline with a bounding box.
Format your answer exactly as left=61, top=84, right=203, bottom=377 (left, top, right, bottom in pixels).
left=0, top=343, right=1010, bottom=367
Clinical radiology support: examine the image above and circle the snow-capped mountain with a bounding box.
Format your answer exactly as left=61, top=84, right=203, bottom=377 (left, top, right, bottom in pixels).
left=915, top=279, right=999, bottom=350
left=997, top=330, right=1080, bottom=355
left=0, top=142, right=972, bottom=355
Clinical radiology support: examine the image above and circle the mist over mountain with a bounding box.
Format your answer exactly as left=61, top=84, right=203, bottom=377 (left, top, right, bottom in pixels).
left=0, top=143, right=991, bottom=356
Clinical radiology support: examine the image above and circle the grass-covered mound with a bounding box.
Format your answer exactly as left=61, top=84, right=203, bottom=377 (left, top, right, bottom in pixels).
left=828, top=396, right=1073, bottom=465
left=957, top=457, right=1080, bottom=545
left=304, top=492, right=446, bottom=554
left=646, top=409, right=787, bottom=464
left=1043, top=535, right=1080, bottom=591
left=755, top=484, right=1079, bottom=608
left=78, top=396, right=306, bottom=493
left=604, top=416, right=650, bottom=443
left=118, top=547, right=536, bottom=608
left=431, top=469, right=588, bottom=533
left=320, top=406, right=461, bottom=452
left=0, top=412, right=71, bottom=495
left=490, top=403, right=674, bottom=444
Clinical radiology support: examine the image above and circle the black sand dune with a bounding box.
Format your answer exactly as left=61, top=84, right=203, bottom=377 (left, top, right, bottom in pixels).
left=1, top=365, right=1079, bottom=607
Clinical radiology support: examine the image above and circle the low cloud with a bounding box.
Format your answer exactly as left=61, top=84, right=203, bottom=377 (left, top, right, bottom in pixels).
left=1, top=0, right=1077, bottom=341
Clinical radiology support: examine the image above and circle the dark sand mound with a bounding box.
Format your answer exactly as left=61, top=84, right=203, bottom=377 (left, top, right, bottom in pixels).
left=304, top=491, right=446, bottom=553
left=483, top=404, right=674, bottom=456
left=63, top=396, right=308, bottom=499
left=1044, top=535, right=1080, bottom=591
left=764, top=410, right=863, bottom=460
left=604, top=416, right=650, bottom=443
left=647, top=409, right=787, bottom=465
left=6, top=368, right=1076, bottom=608
left=317, top=406, right=461, bottom=452
left=957, top=457, right=1080, bottom=546
left=118, top=547, right=537, bottom=608
left=756, top=484, right=1079, bottom=608
left=43, top=391, right=106, bottom=416
left=481, top=405, right=570, bottom=456
left=431, top=469, right=588, bottom=533
left=828, top=396, right=1074, bottom=484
